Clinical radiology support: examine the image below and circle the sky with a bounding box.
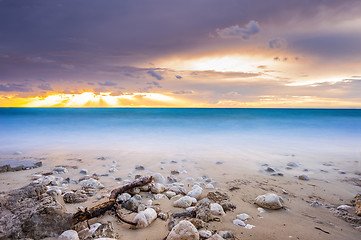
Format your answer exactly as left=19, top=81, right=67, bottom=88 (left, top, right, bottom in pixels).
left=0, top=0, right=361, bottom=108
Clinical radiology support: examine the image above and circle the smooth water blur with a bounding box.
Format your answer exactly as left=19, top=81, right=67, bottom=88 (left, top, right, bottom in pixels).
left=1, top=108, right=361, bottom=169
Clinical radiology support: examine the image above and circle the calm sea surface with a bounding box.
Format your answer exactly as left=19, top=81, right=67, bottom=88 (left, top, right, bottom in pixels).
left=1, top=108, right=360, bottom=170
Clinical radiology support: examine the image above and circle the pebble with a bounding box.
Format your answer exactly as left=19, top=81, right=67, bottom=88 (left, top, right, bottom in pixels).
left=298, top=175, right=309, bottom=181
left=134, top=208, right=157, bottom=228
left=338, top=170, right=347, bottom=174
left=151, top=183, right=166, bottom=194
left=245, top=224, right=255, bottom=229
left=63, top=191, right=88, bottom=203
left=337, top=205, right=352, bottom=210
left=171, top=170, right=180, bottom=175
left=186, top=177, right=194, bottom=182
left=79, top=169, right=88, bottom=175
left=265, top=167, right=276, bottom=172
left=166, top=220, right=199, bottom=240
left=59, top=230, right=79, bottom=240
left=54, top=167, right=68, bottom=174
left=216, top=161, right=223, bottom=165
left=237, top=213, right=250, bottom=221
left=208, top=234, right=224, bottom=240
left=287, top=162, right=299, bottom=167
left=255, top=193, right=283, bottom=210
left=114, top=177, right=122, bottom=181
left=187, top=185, right=203, bottom=199
left=233, top=219, right=246, bottom=226
left=153, top=194, right=167, bottom=200
left=186, top=206, right=195, bottom=212
left=257, top=207, right=266, bottom=213
left=169, top=186, right=187, bottom=195
left=80, top=178, right=104, bottom=189
left=47, top=186, right=62, bottom=195
left=210, top=203, right=225, bottom=216
left=158, top=212, right=168, bottom=220
left=218, top=231, right=234, bottom=239
left=199, top=230, right=212, bottom=238
left=108, top=168, right=116, bottom=173
left=152, top=173, right=166, bottom=184
left=173, top=196, right=197, bottom=208
left=165, top=191, right=177, bottom=198
left=123, top=195, right=142, bottom=212
left=135, top=165, right=145, bottom=170
left=117, top=193, right=131, bottom=203
left=205, top=183, right=214, bottom=189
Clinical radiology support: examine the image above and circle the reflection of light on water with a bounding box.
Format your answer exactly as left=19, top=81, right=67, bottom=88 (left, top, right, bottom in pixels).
left=25, top=92, right=182, bottom=107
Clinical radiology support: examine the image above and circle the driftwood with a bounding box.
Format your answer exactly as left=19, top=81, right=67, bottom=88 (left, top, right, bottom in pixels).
left=73, top=175, right=153, bottom=226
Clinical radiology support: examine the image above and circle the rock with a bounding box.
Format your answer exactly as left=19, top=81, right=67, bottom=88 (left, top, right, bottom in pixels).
left=215, top=161, right=223, bottom=165
left=186, top=206, right=195, bottom=212
left=233, top=219, right=246, bottom=226
left=338, top=170, right=347, bottom=174
left=255, top=193, right=283, bottom=210
left=88, top=222, right=115, bottom=239
left=158, top=212, right=168, bottom=220
left=245, top=224, right=255, bottom=229
left=166, top=220, right=199, bottom=240
left=134, top=208, right=157, bottom=228
left=298, top=175, right=309, bottom=181
left=79, top=169, right=88, bottom=175
left=169, top=186, right=187, bottom=195
left=208, top=234, right=224, bottom=240
left=117, top=193, right=131, bottom=203
left=165, top=191, right=177, bottom=198
left=0, top=183, right=72, bottom=239
left=47, top=186, right=62, bottom=195
left=139, top=184, right=150, bottom=191
left=189, top=218, right=206, bottom=229
left=173, top=196, right=197, bottom=208
left=151, top=183, right=166, bottom=194
left=0, top=160, right=42, bottom=173
left=78, top=223, right=101, bottom=239
left=108, top=168, right=116, bottom=173
left=135, top=165, right=145, bottom=170
left=114, top=177, right=122, bottom=182
left=97, top=156, right=106, bottom=160
left=59, top=230, right=79, bottom=240
left=80, top=178, right=104, bottom=189
left=168, top=176, right=178, bottom=183
left=171, top=170, right=180, bottom=175
left=63, top=191, right=88, bottom=203
left=337, top=205, right=352, bottom=210
left=153, top=193, right=167, bottom=200
left=188, top=185, right=203, bottom=199
left=210, top=203, right=225, bottom=216
left=218, top=231, right=234, bottom=239
left=237, top=213, right=250, bottom=221
left=199, top=230, right=212, bottom=238
left=220, top=200, right=236, bottom=212
left=128, top=187, right=141, bottom=195
left=186, top=177, right=194, bottom=182
left=207, top=191, right=229, bottom=203
left=287, top=162, right=299, bottom=167
left=151, top=173, right=165, bottom=184
left=123, top=195, right=142, bottom=212
left=194, top=198, right=212, bottom=222
left=205, top=184, right=214, bottom=189
left=257, top=207, right=266, bottom=213
left=54, top=167, right=68, bottom=174
left=265, top=167, right=276, bottom=172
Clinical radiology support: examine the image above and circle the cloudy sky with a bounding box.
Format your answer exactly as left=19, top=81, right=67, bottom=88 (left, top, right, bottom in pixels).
left=1, top=0, right=361, bottom=107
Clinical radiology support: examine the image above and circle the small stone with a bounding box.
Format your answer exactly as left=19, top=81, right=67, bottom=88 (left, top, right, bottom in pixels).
left=123, top=195, right=142, bottom=212
left=173, top=196, right=197, bottom=208
left=298, top=175, right=309, bottom=181
left=220, top=200, right=236, bottom=211
left=79, top=169, right=88, bottom=175
left=166, top=220, right=199, bottom=240
left=187, top=185, right=203, bottom=199
left=114, top=177, right=122, bottom=181
left=171, top=170, right=180, bottom=175
left=186, top=206, right=195, bottom=212
left=194, top=198, right=211, bottom=222
left=199, top=230, right=212, bottom=238
left=80, top=178, right=104, bottom=189
left=153, top=194, right=167, bottom=200
left=46, top=186, right=62, bottom=195
left=186, top=177, right=194, bottom=182
left=78, top=223, right=101, bottom=239
left=205, top=184, right=214, bottom=189
left=338, top=170, right=347, bottom=174
left=128, top=187, right=141, bottom=194
left=168, top=176, right=178, bottom=183
left=218, top=231, right=234, bottom=239
left=152, top=173, right=166, bottom=184
left=59, top=230, right=79, bottom=240
left=233, top=219, right=246, bottom=226
left=216, top=161, right=223, bottom=165
left=109, top=168, right=116, bottom=173
left=151, top=183, right=166, bottom=194
left=145, top=199, right=153, bottom=206
left=255, top=193, right=283, bottom=210
left=135, top=165, right=145, bottom=170
left=97, top=156, right=106, bottom=160
left=322, top=162, right=333, bottom=166
left=210, top=203, right=225, bottom=216
left=189, top=218, right=206, bottom=229
left=169, top=186, right=187, bottom=195
left=165, top=191, right=177, bottom=198
left=170, top=160, right=178, bottom=164
left=337, top=205, right=352, bottom=210
left=287, top=162, right=299, bottom=167
left=117, top=193, right=131, bottom=203
left=245, top=224, right=255, bottom=229
left=265, top=167, right=276, bottom=172
left=237, top=213, right=250, bottom=221
left=63, top=191, right=88, bottom=203
left=158, top=212, right=168, bottom=220
left=207, top=191, right=229, bottom=203
left=54, top=167, right=68, bottom=174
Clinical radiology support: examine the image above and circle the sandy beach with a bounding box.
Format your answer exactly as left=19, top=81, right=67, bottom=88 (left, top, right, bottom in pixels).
left=1, top=148, right=360, bottom=240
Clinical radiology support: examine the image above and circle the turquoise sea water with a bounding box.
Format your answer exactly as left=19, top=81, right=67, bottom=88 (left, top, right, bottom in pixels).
left=1, top=108, right=360, bottom=170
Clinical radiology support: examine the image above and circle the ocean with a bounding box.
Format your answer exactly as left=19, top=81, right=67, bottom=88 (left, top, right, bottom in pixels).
left=1, top=108, right=360, bottom=173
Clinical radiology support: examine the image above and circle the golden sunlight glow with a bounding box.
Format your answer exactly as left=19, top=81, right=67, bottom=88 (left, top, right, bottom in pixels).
left=0, top=92, right=186, bottom=107
left=158, top=55, right=273, bottom=73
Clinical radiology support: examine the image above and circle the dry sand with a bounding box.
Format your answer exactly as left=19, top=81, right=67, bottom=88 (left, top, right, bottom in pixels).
left=0, top=150, right=360, bottom=240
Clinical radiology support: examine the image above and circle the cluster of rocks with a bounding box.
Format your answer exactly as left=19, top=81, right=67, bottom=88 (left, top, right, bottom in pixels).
left=0, top=160, right=42, bottom=173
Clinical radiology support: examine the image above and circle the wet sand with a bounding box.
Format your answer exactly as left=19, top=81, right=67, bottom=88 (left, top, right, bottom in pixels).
left=0, top=150, right=360, bottom=240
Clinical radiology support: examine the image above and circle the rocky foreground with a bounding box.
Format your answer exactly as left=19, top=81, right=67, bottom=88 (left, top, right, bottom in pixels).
left=0, top=162, right=361, bottom=239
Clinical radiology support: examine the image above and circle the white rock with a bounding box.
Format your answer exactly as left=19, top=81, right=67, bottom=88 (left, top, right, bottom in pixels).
left=80, top=178, right=104, bottom=189
left=54, top=167, right=68, bottom=174
left=245, top=224, right=255, bottom=229
left=109, top=167, right=116, bottom=173
left=145, top=199, right=153, bottom=206
left=186, top=207, right=195, bottom=212
left=337, top=205, right=352, bottom=210
left=173, top=196, right=197, bottom=208
left=134, top=208, right=157, bottom=228
left=165, top=191, right=177, bottom=198
left=233, top=219, right=246, bottom=226
left=35, top=175, right=55, bottom=185
left=78, top=223, right=101, bottom=239
left=117, top=193, right=131, bottom=202
left=254, top=193, right=283, bottom=210
left=237, top=213, right=250, bottom=221
left=169, top=186, right=187, bottom=195
left=205, top=184, right=214, bottom=189
left=166, top=220, right=199, bottom=240
left=59, top=230, right=79, bottom=240
left=151, top=183, right=166, bottom=194
left=46, top=186, right=62, bottom=195
left=199, top=230, right=212, bottom=238
left=152, top=173, right=166, bottom=184
left=153, top=194, right=167, bottom=200
left=257, top=207, right=266, bottom=213
left=187, top=185, right=202, bottom=199
left=210, top=203, right=225, bottom=216
left=186, top=177, right=194, bottom=182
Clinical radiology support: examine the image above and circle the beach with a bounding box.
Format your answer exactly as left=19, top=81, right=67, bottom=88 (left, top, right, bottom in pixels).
left=0, top=108, right=360, bottom=239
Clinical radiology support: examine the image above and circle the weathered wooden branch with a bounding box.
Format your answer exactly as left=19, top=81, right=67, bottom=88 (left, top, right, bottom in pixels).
left=72, top=175, right=153, bottom=226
